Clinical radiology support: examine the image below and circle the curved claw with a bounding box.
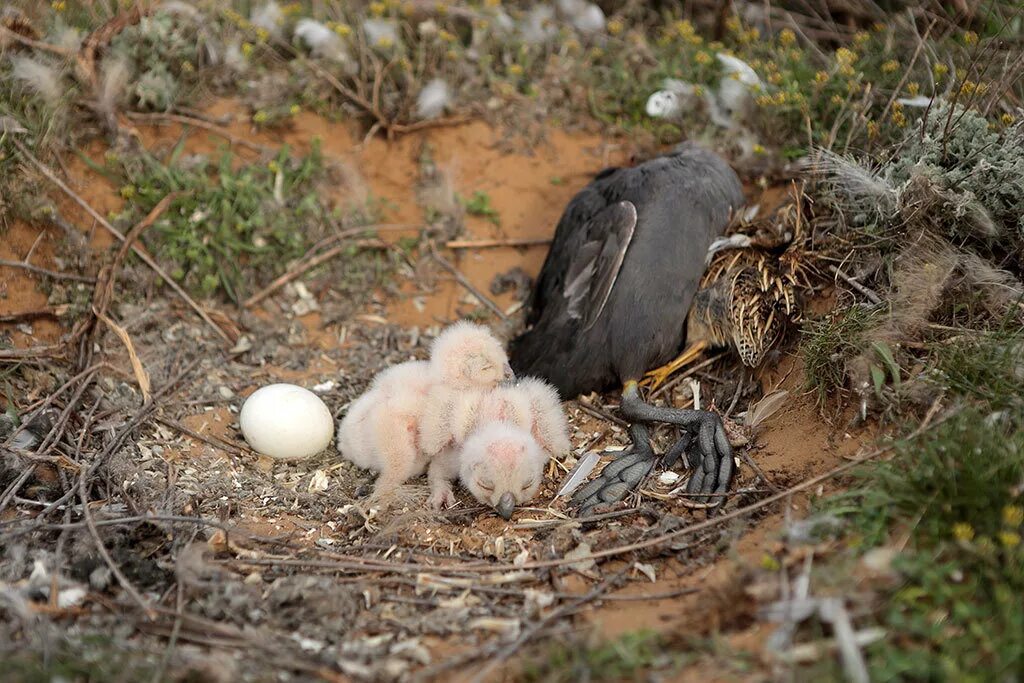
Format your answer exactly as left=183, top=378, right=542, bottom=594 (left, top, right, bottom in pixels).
left=571, top=425, right=657, bottom=513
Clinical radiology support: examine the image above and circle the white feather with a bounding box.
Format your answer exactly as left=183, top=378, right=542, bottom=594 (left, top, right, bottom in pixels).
left=99, top=58, right=131, bottom=113
left=519, top=5, right=557, bottom=44
left=416, top=78, right=451, bottom=120
left=557, top=0, right=605, bottom=34
left=645, top=90, right=682, bottom=118
left=363, top=18, right=398, bottom=47
left=295, top=18, right=350, bottom=63
left=556, top=451, right=602, bottom=497
left=897, top=95, right=933, bottom=108
left=10, top=56, right=63, bottom=105
left=716, top=52, right=763, bottom=89
left=250, top=1, right=283, bottom=37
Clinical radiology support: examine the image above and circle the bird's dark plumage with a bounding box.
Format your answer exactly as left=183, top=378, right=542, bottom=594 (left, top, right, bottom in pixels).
left=509, top=143, right=745, bottom=397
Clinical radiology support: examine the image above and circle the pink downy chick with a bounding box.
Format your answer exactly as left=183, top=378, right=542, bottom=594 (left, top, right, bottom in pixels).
left=459, top=421, right=547, bottom=519
left=478, top=377, right=571, bottom=458
left=419, top=321, right=514, bottom=459
left=335, top=360, right=434, bottom=501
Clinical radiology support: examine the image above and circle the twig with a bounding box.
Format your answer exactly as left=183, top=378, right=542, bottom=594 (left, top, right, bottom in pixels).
left=10, top=139, right=232, bottom=344
left=828, top=265, right=883, bottom=305
left=0, top=259, right=96, bottom=283
left=574, top=397, right=628, bottom=427
left=445, top=237, right=553, bottom=250
left=243, top=238, right=390, bottom=308
left=0, top=307, right=68, bottom=323
left=155, top=416, right=245, bottom=456
left=429, top=243, right=510, bottom=322
left=468, top=574, right=624, bottom=683
left=126, top=112, right=270, bottom=153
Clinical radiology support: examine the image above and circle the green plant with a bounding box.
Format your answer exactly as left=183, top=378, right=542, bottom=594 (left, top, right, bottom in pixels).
left=800, top=305, right=879, bottom=405
left=109, top=141, right=326, bottom=301
left=462, top=190, right=500, bottom=226
left=518, top=630, right=668, bottom=683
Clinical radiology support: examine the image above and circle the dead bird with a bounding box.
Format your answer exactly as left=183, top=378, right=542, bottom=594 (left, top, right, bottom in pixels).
left=336, top=321, right=513, bottom=507
left=509, top=143, right=744, bottom=512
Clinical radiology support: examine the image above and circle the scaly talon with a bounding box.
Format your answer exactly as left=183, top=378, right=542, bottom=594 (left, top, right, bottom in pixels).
left=640, top=340, right=709, bottom=391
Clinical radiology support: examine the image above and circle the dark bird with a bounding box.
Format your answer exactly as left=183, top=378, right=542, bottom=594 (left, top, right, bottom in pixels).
left=508, top=143, right=745, bottom=513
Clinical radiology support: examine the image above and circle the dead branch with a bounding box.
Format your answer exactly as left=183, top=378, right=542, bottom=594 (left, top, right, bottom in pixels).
left=445, top=237, right=553, bottom=250
left=0, top=259, right=96, bottom=283
left=429, top=243, right=510, bottom=322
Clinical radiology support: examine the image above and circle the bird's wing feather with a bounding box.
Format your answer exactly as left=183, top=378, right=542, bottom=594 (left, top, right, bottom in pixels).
left=580, top=201, right=637, bottom=331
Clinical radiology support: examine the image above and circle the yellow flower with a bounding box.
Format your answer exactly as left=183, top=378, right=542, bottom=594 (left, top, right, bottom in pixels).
left=674, top=20, right=695, bottom=38
left=241, top=42, right=254, bottom=57
left=695, top=51, right=712, bottom=65
left=953, top=522, right=975, bottom=542
left=1002, top=113, right=1016, bottom=125
left=778, top=28, right=796, bottom=46
left=289, top=104, right=300, bottom=115
left=708, top=41, right=724, bottom=51
left=508, top=63, right=524, bottom=76
left=445, top=48, right=458, bottom=61
left=253, top=110, right=269, bottom=124
left=51, top=0, right=66, bottom=11
left=866, top=120, right=879, bottom=139
left=789, top=48, right=802, bottom=61
left=741, top=28, right=760, bottom=43
left=891, top=109, right=906, bottom=128
left=181, top=60, right=194, bottom=73
left=853, top=31, right=870, bottom=46
left=830, top=94, right=844, bottom=105
left=484, top=0, right=501, bottom=7
left=960, top=80, right=977, bottom=96
left=724, top=16, right=741, bottom=34
left=907, top=81, right=920, bottom=96
left=767, top=72, right=783, bottom=85
left=255, top=27, right=270, bottom=42
left=999, top=531, right=1021, bottom=548
left=607, top=19, right=623, bottom=35
left=282, top=3, right=301, bottom=16
left=267, top=160, right=281, bottom=173
left=752, top=143, right=766, bottom=155
left=872, top=21, right=885, bottom=32
left=438, top=29, right=456, bottom=43
left=119, top=185, right=136, bottom=200
left=332, top=22, right=352, bottom=37
left=590, top=47, right=604, bottom=59
left=835, top=47, right=857, bottom=66
left=815, top=70, right=829, bottom=84
left=370, top=1, right=386, bottom=16
left=565, top=38, right=581, bottom=54
left=963, top=30, right=979, bottom=46
left=882, top=59, right=899, bottom=74
left=1003, top=505, right=1024, bottom=527
left=376, top=36, right=394, bottom=49
left=933, top=63, right=949, bottom=78
left=435, top=2, right=448, bottom=15
left=755, top=94, right=772, bottom=107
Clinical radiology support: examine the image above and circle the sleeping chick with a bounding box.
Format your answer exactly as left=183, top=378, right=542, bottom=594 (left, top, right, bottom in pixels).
left=336, top=322, right=512, bottom=505
left=335, top=360, right=434, bottom=501
left=478, top=377, right=571, bottom=458
left=419, top=321, right=515, bottom=459
left=458, top=421, right=548, bottom=520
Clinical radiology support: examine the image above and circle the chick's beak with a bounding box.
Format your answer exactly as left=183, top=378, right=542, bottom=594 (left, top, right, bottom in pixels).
left=503, top=362, right=515, bottom=380
left=495, top=492, right=516, bottom=520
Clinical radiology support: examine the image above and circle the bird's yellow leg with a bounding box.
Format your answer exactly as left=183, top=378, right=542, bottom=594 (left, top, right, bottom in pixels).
left=639, top=340, right=710, bottom=391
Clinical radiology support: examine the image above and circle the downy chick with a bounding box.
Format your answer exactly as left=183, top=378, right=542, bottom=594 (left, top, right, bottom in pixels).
left=335, top=360, right=434, bottom=501
left=419, top=321, right=514, bottom=459
left=458, top=421, right=547, bottom=520
left=477, top=376, right=571, bottom=458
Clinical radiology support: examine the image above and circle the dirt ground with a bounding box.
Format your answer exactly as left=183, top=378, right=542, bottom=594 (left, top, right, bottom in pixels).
left=1, top=102, right=871, bottom=682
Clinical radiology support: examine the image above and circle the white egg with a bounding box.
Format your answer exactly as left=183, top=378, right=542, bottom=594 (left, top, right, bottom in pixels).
left=240, top=384, right=334, bottom=460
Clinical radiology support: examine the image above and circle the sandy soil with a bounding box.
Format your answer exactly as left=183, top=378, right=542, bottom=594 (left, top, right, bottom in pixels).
left=1, top=104, right=863, bottom=681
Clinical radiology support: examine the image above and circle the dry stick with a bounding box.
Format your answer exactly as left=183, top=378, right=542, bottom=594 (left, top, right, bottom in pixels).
left=243, top=237, right=391, bottom=308
left=11, top=139, right=232, bottom=344
left=445, top=237, right=553, bottom=250
left=125, top=112, right=270, bottom=153
left=0, top=307, right=67, bottom=323
left=155, top=416, right=245, bottom=456
left=828, top=265, right=883, bottom=305
left=0, top=259, right=96, bottom=283
left=468, top=574, right=624, bottom=683
left=429, top=243, right=510, bottom=322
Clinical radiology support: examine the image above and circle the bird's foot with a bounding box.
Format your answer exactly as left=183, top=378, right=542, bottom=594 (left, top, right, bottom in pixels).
left=570, top=424, right=657, bottom=516
left=620, top=386, right=734, bottom=506
left=428, top=483, right=457, bottom=511
left=638, top=342, right=709, bottom=391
